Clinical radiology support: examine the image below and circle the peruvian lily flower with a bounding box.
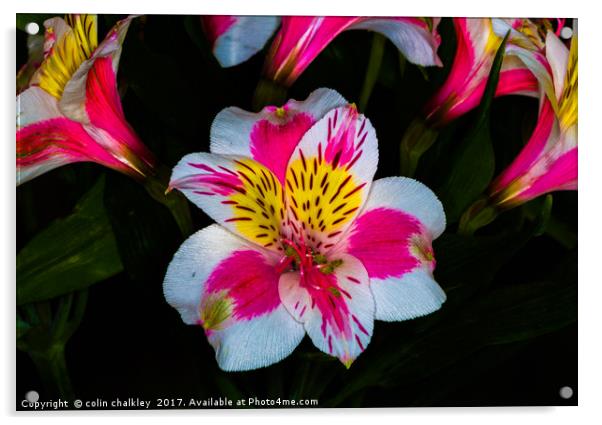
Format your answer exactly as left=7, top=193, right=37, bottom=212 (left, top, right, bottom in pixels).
left=201, top=16, right=281, bottom=67
left=489, top=32, right=577, bottom=208
left=201, top=16, right=442, bottom=85
left=16, top=15, right=155, bottom=185
left=264, top=16, right=443, bottom=87
left=423, top=18, right=558, bottom=127
left=164, top=88, right=446, bottom=371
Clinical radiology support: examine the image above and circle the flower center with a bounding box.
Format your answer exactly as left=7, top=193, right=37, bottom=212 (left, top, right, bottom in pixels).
left=275, top=238, right=343, bottom=275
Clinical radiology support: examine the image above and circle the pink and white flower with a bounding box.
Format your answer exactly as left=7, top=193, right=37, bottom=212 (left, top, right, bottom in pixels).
left=164, top=88, right=446, bottom=371
left=423, top=18, right=558, bottom=127
left=264, top=17, right=443, bottom=87
left=16, top=15, right=155, bottom=185
left=201, top=16, right=281, bottom=67
left=202, top=16, right=442, bottom=86
left=489, top=32, right=577, bottom=207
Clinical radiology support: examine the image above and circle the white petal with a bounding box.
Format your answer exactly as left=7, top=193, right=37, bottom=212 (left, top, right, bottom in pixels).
left=362, top=177, right=446, bottom=238
left=163, top=224, right=305, bottom=371
left=210, top=87, right=348, bottom=157
left=210, top=305, right=304, bottom=371
left=545, top=31, right=570, bottom=99
left=164, top=224, right=246, bottom=324
left=212, top=16, right=280, bottom=67
left=350, top=18, right=442, bottom=67
left=16, top=86, right=61, bottom=129
left=371, top=267, right=446, bottom=321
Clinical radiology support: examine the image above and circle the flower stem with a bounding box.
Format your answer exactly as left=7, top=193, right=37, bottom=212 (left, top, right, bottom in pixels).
left=399, top=117, right=439, bottom=177
left=458, top=197, right=499, bottom=236
left=28, top=344, right=74, bottom=400
left=358, top=33, right=386, bottom=112
left=143, top=165, right=194, bottom=237
left=252, top=78, right=288, bottom=111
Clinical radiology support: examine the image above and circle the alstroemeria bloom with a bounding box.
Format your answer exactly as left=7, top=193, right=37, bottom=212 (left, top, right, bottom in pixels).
left=201, top=16, right=281, bottom=67
left=489, top=32, right=577, bottom=207
left=164, top=88, right=446, bottom=371
left=263, top=17, right=442, bottom=87
left=16, top=15, right=155, bottom=185
left=424, top=18, right=558, bottom=127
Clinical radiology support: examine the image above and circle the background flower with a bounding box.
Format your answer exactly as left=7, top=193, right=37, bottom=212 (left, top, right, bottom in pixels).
left=16, top=15, right=155, bottom=185
left=490, top=31, right=577, bottom=208
left=423, top=18, right=558, bottom=127
left=201, top=16, right=281, bottom=67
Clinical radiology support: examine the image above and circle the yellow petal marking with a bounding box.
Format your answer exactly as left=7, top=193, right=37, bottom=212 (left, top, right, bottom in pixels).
left=285, top=155, right=364, bottom=248
left=37, top=14, right=98, bottom=99
left=227, top=158, right=285, bottom=249
left=559, top=36, right=578, bottom=131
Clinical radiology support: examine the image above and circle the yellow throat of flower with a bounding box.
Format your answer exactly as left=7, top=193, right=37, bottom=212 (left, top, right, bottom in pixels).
left=558, top=36, right=578, bottom=131
left=517, top=18, right=550, bottom=50
left=36, top=14, right=98, bottom=99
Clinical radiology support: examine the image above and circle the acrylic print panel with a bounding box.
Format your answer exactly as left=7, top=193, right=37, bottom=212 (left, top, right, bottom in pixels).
left=16, top=14, right=577, bottom=410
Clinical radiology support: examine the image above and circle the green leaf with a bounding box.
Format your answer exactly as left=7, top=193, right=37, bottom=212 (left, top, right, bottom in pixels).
left=437, top=32, right=510, bottom=223
left=104, top=172, right=182, bottom=282
left=533, top=194, right=554, bottom=236
left=17, top=177, right=123, bottom=305
left=16, top=315, right=32, bottom=340
left=358, top=33, right=386, bottom=112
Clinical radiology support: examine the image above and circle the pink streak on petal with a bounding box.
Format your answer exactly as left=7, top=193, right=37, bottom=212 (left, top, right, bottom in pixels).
left=324, top=107, right=360, bottom=168
left=201, top=16, right=237, bottom=46
left=515, top=147, right=578, bottom=202
left=85, top=56, right=155, bottom=172
left=205, top=249, right=281, bottom=320
left=250, top=112, right=314, bottom=184
left=301, top=267, right=353, bottom=339
left=173, top=163, right=245, bottom=196
left=492, top=100, right=556, bottom=193
left=266, top=16, right=359, bottom=85
left=555, top=18, right=566, bottom=36
left=496, top=68, right=539, bottom=96
left=424, top=18, right=479, bottom=124
left=346, top=208, right=422, bottom=280
left=16, top=117, right=130, bottom=172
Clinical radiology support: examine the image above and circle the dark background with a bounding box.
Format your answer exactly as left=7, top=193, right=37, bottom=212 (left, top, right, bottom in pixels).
left=16, top=15, right=577, bottom=408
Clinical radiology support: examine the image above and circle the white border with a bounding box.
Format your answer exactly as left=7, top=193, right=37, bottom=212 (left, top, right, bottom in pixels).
left=4, top=0, right=599, bottom=424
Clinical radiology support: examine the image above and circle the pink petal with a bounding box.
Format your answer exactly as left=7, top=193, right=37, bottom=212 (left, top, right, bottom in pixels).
left=210, top=87, right=347, bottom=184
left=265, top=16, right=442, bottom=86
left=515, top=146, right=577, bottom=203
left=497, top=68, right=539, bottom=96
left=346, top=207, right=423, bottom=280
left=84, top=56, right=155, bottom=175
left=492, top=99, right=557, bottom=194
left=164, top=224, right=304, bottom=371
left=338, top=177, right=446, bottom=322
left=16, top=116, right=131, bottom=185
left=424, top=18, right=550, bottom=126
left=278, top=253, right=374, bottom=367
left=59, top=15, right=134, bottom=123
